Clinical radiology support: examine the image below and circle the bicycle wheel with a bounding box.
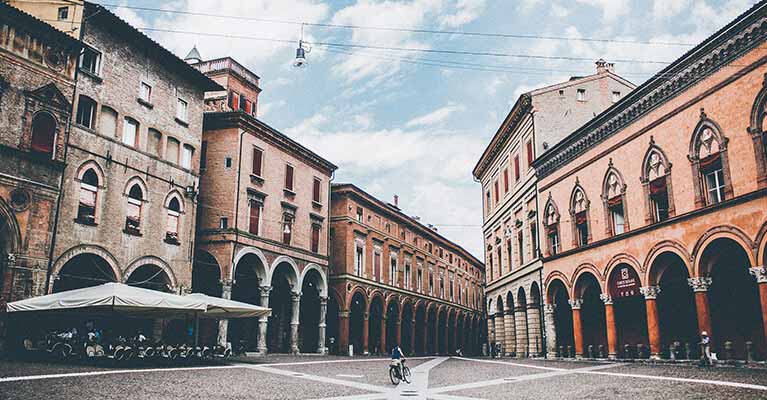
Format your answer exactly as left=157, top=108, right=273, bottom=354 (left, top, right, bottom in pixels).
left=389, top=367, right=401, bottom=385
left=402, top=366, right=411, bottom=383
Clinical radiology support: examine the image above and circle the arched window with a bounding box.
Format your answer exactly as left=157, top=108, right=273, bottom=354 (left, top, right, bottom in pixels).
left=122, top=117, right=139, bottom=147
left=748, top=78, right=767, bottom=188
left=125, top=184, right=143, bottom=234
left=569, top=180, right=591, bottom=247
left=601, top=161, right=628, bottom=236
left=77, top=168, right=99, bottom=224
left=543, top=195, right=560, bottom=256
left=641, top=138, right=675, bottom=224
left=30, top=112, right=56, bottom=155
left=689, top=112, right=732, bottom=207
left=165, top=196, right=181, bottom=244
left=100, top=106, right=117, bottom=137
left=166, top=137, right=180, bottom=164
left=148, top=128, right=162, bottom=157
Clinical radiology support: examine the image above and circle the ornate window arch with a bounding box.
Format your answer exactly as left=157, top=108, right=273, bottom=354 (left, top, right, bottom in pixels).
left=124, top=177, right=147, bottom=235
left=542, top=194, right=561, bottom=256
left=164, top=191, right=184, bottom=245
left=640, top=137, right=675, bottom=224
left=748, top=73, right=767, bottom=188
left=568, top=178, right=591, bottom=247
left=601, top=159, right=629, bottom=236
left=688, top=109, right=733, bottom=207
left=75, top=161, right=104, bottom=225
left=30, top=111, right=57, bottom=156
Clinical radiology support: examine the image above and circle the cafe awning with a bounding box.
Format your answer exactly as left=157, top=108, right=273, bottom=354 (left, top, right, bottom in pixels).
left=187, top=293, right=271, bottom=319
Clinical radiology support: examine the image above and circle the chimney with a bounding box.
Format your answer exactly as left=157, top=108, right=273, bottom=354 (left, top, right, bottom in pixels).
left=394, top=194, right=399, bottom=208
left=595, top=58, right=614, bottom=74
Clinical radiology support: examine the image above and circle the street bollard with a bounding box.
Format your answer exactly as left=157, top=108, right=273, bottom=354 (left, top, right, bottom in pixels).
left=746, top=341, right=754, bottom=363
left=684, top=342, right=692, bottom=360
left=624, top=344, right=632, bottom=359
left=669, top=343, right=676, bottom=360
left=724, top=341, right=733, bottom=361
left=636, top=344, right=644, bottom=359
left=587, top=345, right=594, bottom=359
left=568, top=345, right=574, bottom=358
left=598, top=344, right=605, bottom=358
left=559, top=345, right=565, bottom=358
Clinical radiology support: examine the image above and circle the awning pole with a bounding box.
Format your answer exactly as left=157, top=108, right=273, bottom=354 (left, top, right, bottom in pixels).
left=194, top=313, right=200, bottom=347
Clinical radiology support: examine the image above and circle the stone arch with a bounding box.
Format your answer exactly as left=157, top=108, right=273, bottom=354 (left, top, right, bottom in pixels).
left=487, top=297, right=495, bottom=315
left=748, top=76, right=767, bottom=187
left=641, top=138, right=673, bottom=183
left=299, top=263, right=327, bottom=297
left=644, top=240, right=693, bottom=284
left=692, top=226, right=756, bottom=277
left=756, top=220, right=767, bottom=267
left=401, top=296, right=415, bottom=310
left=29, top=110, right=58, bottom=156
left=568, top=178, right=592, bottom=247
left=570, top=263, right=604, bottom=297
left=688, top=111, right=734, bottom=206
left=346, top=285, right=368, bottom=311
left=269, top=255, right=300, bottom=290
left=0, top=195, right=22, bottom=255
left=52, top=244, right=121, bottom=284
left=529, top=281, right=541, bottom=305
left=369, top=290, right=385, bottom=312
left=163, top=190, right=186, bottom=213
left=232, top=246, right=269, bottom=282
left=604, top=253, right=644, bottom=286
left=75, top=160, right=105, bottom=187
left=124, top=176, right=148, bottom=198
left=123, top=255, right=177, bottom=290
left=516, top=287, right=527, bottom=308
left=192, top=249, right=223, bottom=296
left=385, top=293, right=399, bottom=310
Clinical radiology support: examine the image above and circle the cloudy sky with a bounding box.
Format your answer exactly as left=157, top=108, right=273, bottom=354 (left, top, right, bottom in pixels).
left=110, top=0, right=756, bottom=258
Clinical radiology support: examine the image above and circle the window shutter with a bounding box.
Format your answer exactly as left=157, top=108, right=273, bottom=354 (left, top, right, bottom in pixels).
left=503, top=169, right=509, bottom=192
left=313, top=178, right=321, bottom=202
left=230, top=91, right=239, bottom=110
left=245, top=100, right=252, bottom=115
left=200, top=141, right=208, bottom=170
left=311, top=225, right=320, bottom=253
left=249, top=201, right=260, bottom=234
left=285, top=164, right=294, bottom=190
left=252, top=147, right=262, bottom=176
left=514, top=156, right=520, bottom=180
left=526, top=141, right=533, bottom=167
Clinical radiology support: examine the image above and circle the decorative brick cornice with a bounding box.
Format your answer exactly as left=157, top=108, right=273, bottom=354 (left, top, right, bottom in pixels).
left=534, top=3, right=767, bottom=179
left=472, top=94, right=532, bottom=178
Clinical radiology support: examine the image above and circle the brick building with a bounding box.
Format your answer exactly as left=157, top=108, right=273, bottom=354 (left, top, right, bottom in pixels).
left=533, top=2, right=767, bottom=361
left=0, top=3, right=81, bottom=344
left=190, top=54, right=337, bottom=354
left=328, top=184, right=485, bottom=356
left=473, top=61, right=634, bottom=357
left=12, top=2, right=221, bottom=301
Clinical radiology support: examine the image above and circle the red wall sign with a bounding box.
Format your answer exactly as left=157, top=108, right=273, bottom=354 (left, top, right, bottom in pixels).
left=609, top=266, right=640, bottom=299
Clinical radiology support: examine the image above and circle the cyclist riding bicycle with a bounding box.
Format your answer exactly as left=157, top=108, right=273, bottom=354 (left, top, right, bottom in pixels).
left=390, top=344, right=405, bottom=377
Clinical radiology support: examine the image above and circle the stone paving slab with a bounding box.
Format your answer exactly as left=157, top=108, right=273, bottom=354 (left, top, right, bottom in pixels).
left=606, top=363, right=767, bottom=386
left=445, top=364, right=767, bottom=400
left=271, top=357, right=430, bottom=388
left=428, top=358, right=546, bottom=388
left=0, top=366, right=373, bottom=400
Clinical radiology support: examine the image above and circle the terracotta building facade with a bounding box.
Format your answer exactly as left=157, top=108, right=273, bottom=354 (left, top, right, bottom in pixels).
left=0, top=3, right=81, bottom=344
left=534, top=3, right=767, bottom=361
left=328, top=184, right=485, bottom=356
left=473, top=61, right=634, bottom=357
left=191, top=54, right=338, bottom=354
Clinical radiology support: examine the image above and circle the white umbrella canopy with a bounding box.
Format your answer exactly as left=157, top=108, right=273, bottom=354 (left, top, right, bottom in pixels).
left=187, top=293, right=271, bottom=319
left=6, top=282, right=208, bottom=317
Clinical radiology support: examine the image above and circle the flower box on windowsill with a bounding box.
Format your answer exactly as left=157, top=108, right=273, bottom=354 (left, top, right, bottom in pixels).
left=137, top=97, right=154, bottom=109
left=164, top=232, right=180, bottom=245
left=74, top=216, right=97, bottom=226
left=249, top=174, right=264, bottom=185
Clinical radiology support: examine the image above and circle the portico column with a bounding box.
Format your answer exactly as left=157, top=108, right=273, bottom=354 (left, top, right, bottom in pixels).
left=217, top=279, right=233, bottom=347
left=600, top=294, right=618, bottom=359
left=410, top=318, right=416, bottom=354
left=640, top=286, right=662, bottom=359
left=688, top=277, right=713, bottom=337
left=543, top=304, right=557, bottom=358
left=380, top=315, right=387, bottom=354
left=504, top=304, right=516, bottom=356
left=486, top=315, right=495, bottom=345
left=749, top=266, right=767, bottom=340
left=362, top=312, right=370, bottom=355
left=396, top=319, right=402, bottom=348
left=318, top=296, right=328, bottom=355
left=434, top=316, right=440, bottom=354
left=514, top=305, right=528, bottom=357
left=526, top=302, right=542, bottom=356
left=290, top=292, right=301, bottom=354
left=257, top=286, right=271, bottom=354
left=569, top=299, right=584, bottom=358
left=338, top=311, right=350, bottom=354
left=495, top=311, right=505, bottom=355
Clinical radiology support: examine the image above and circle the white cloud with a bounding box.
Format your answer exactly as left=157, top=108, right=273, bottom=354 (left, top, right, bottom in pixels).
left=550, top=3, right=570, bottom=18
left=257, top=99, right=286, bottom=118
left=652, top=0, right=691, bottom=19
left=439, top=0, right=486, bottom=28
left=405, top=103, right=465, bottom=127
left=575, top=0, right=630, bottom=21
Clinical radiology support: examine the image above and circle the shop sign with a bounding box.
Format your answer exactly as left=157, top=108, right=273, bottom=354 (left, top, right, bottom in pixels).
left=609, top=266, right=640, bottom=298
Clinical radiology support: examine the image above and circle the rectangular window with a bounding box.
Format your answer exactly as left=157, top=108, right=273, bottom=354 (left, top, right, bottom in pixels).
left=77, top=182, right=97, bottom=223
left=285, top=164, right=294, bottom=191
left=531, top=224, right=538, bottom=258
left=229, top=91, right=240, bottom=110
left=404, top=263, right=411, bottom=290
left=612, top=91, right=621, bottom=103
left=503, top=169, right=509, bottom=193
left=311, top=225, right=320, bottom=253
left=239, top=94, right=247, bottom=111
left=181, top=145, right=194, bottom=169
left=282, top=216, right=293, bottom=245
left=58, top=6, right=69, bottom=20
left=506, top=239, right=513, bottom=271
left=122, top=118, right=138, bottom=147
left=609, top=199, right=625, bottom=235
left=245, top=100, right=253, bottom=115
left=517, top=230, right=524, bottom=265
left=355, top=245, right=364, bottom=276
left=200, top=141, right=208, bottom=171
left=576, top=211, right=589, bottom=246
left=166, top=138, right=180, bottom=164
left=494, top=181, right=499, bottom=203
left=390, top=257, right=397, bottom=286
left=429, top=271, right=434, bottom=295
left=219, top=217, right=229, bottom=230
left=224, top=157, right=233, bottom=169
left=76, top=96, right=95, bottom=129
left=514, top=156, right=520, bottom=180
left=167, top=209, right=179, bottom=236
left=374, top=251, right=381, bottom=282
left=526, top=141, right=533, bottom=168
left=650, top=177, right=670, bottom=222
left=702, top=157, right=725, bottom=205
left=486, top=191, right=492, bottom=213
left=417, top=269, right=423, bottom=292
left=313, top=178, right=321, bottom=203
left=248, top=200, right=260, bottom=235
left=356, top=207, right=363, bottom=222
left=126, top=197, right=141, bottom=232
left=252, top=147, right=263, bottom=176
left=176, top=98, right=188, bottom=121
left=450, top=280, right=454, bottom=300
left=548, top=230, right=559, bottom=255
left=79, top=47, right=101, bottom=75
left=577, top=88, right=586, bottom=101
left=140, top=82, right=152, bottom=103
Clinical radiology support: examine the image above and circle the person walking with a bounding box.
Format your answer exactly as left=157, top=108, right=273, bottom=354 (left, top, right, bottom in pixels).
left=699, top=331, right=713, bottom=366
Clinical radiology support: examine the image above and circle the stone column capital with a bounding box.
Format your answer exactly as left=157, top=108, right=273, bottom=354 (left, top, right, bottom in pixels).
left=749, top=266, right=767, bottom=283
left=220, top=278, right=234, bottom=287
left=599, top=294, right=613, bottom=305
left=364, top=312, right=369, bottom=320
left=258, top=285, right=272, bottom=296
left=688, top=277, right=713, bottom=292
left=568, top=299, right=583, bottom=310
left=339, top=311, right=350, bottom=318
left=640, top=286, right=661, bottom=300
left=291, top=292, right=302, bottom=301
left=543, top=303, right=556, bottom=314
left=320, top=296, right=329, bottom=305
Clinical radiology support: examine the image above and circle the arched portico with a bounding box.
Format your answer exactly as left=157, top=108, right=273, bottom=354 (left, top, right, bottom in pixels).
left=268, top=259, right=300, bottom=353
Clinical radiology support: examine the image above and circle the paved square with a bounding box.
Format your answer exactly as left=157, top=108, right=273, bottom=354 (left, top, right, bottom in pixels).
left=1, top=356, right=766, bottom=399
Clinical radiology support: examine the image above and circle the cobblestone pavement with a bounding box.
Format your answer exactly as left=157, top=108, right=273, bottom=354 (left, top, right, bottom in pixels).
left=1, top=355, right=766, bottom=399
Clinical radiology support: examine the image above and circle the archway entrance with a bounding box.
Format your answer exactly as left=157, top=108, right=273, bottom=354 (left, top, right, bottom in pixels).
left=368, top=296, right=384, bottom=355
left=385, top=300, right=399, bottom=352
left=415, top=303, right=426, bottom=354
left=349, top=291, right=366, bottom=354
left=548, top=279, right=574, bottom=356
left=268, top=262, right=297, bottom=353
left=230, top=253, right=266, bottom=350
left=326, top=292, right=340, bottom=354
left=437, top=308, right=447, bottom=354
left=650, top=252, right=697, bottom=357
left=575, top=272, right=606, bottom=356
left=426, top=306, right=436, bottom=354
left=447, top=311, right=456, bottom=354
left=299, top=269, right=323, bottom=353
left=53, top=253, right=116, bottom=293
left=608, top=264, right=647, bottom=356
left=192, top=251, right=222, bottom=346
left=704, top=238, right=763, bottom=358
left=401, top=303, right=414, bottom=354
left=516, top=288, right=528, bottom=356
left=125, top=264, right=174, bottom=340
